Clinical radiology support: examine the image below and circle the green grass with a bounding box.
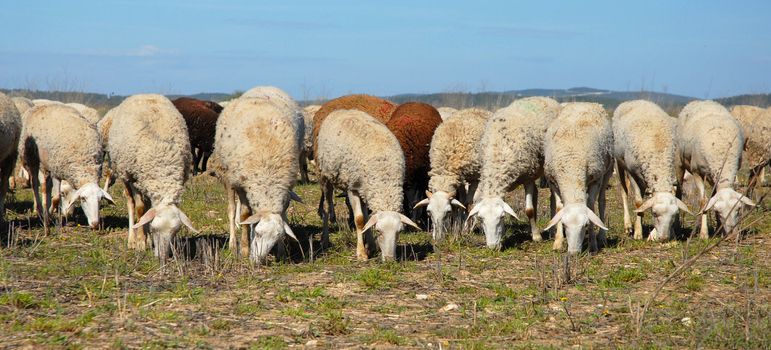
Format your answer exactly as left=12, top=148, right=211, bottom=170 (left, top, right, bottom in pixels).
left=0, top=173, right=768, bottom=348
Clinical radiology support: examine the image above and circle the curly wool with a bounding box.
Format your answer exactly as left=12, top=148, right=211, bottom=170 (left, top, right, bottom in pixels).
left=678, top=101, right=744, bottom=188
left=66, top=103, right=101, bottom=124
left=316, top=109, right=404, bottom=212
left=312, top=94, right=396, bottom=156
left=214, top=98, right=299, bottom=213
left=544, top=102, right=613, bottom=204
left=108, top=94, right=191, bottom=205
left=19, top=104, right=102, bottom=188
left=437, top=107, right=458, bottom=120
left=97, top=106, right=118, bottom=148
left=612, top=100, right=677, bottom=193
left=11, top=97, right=33, bottom=118
left=428, top=108, right=492, bottom=193
left=730, top=105, right=771, bottom=169
left=0, top=93, right=22, bottom=172
left=477, top=97, right=560, bottom=197
left=239, top=86, right=305, bottom=155
left=387, top=102, right=443, bottom=187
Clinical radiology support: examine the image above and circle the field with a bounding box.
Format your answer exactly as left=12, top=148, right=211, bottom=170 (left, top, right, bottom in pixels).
left=0, top=172, right=769, bottom=349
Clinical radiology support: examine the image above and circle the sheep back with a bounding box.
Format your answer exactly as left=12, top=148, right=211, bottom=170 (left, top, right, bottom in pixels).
left=386, top=102, right=443, bottom=187
left=312, top=94, right=396, bottom=156
left=11, top=97, right=34, bottom=118
left=108, top=94, right=191, bottom=205
left=66, top=103, right=101, bottom=124
left=478, top=97, right=560, bottom=196
left=172, top=97, right=221, bottom=154
left=215, top=98, right=299, bottom=212
left=612, top=100, right=677, bottom=193
left=317, top=109, right=404, bottom=212
left=428, top=108, right=491, bottom=193
left=20, top=104, right=101, bottom=187
left=544, top=102, right=613, bottom=203
left=730, top=105, right=771, bottom=168
left=0, top=93, right=22, bottom=166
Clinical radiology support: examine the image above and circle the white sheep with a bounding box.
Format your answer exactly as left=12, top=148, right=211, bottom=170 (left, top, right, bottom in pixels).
left=677, top=100, right=754, bottom=238
left=65, top=103, right=101, bottom=124
left=729, top=105, right=771, bottom=188
left=214, top=97, right=302, bottom=263
left=414, top=108, right=491, bottom=241
left=437, top=107, right=458, bottom=120
left=0, top=93, right=22, bottom=221
left=240, top=86, right=307, bottom=182
left=11, top=97, right=34, bottom=116
left=8, top=97, right=33, bottom=189
left=543, top=102, right=614, bottom=254
left=466, top=97, right=560, bottom=249
left=18, top=104, right=112, bottom=233
left=96, top=106, right=118, bottom=191
left=316, top=109, right=420, bottom=261
left=301, top=104, right=321, bottom=182
left=108, top=94, right=196, bottom=259
left=612, top=100, right=691, bottom=241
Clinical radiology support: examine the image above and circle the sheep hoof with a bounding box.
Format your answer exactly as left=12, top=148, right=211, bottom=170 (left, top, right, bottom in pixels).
left=552, top=240, right=563, bottom=251
left=531, top=232, right=543, bottom=242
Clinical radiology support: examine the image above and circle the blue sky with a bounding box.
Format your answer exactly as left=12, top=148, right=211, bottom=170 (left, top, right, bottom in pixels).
left=1, top=1, right=769, bottom=99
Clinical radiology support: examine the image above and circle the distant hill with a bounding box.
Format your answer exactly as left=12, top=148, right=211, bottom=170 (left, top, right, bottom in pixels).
left=387, top=87, right=697, bottom=110
left=3, top=87, right=770, bottom=112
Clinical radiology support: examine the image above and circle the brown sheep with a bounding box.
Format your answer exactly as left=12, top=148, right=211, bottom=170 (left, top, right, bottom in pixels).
left=172, top=97, right=222, bottom=175
left=312, top=94, right=397, bottom=230
left=386, top=102, right=443, bottom=223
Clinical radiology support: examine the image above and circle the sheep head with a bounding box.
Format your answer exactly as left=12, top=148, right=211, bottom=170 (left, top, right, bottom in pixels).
left=413, top=190, right=465, bottom=242
left=465, top=196, right=519, bottom=250
left=635, top=192, right=691, bottom=241
left=240, top=211, right=297, bottom=264
left=134, top=204, right=197, bottom=259
left=701, top=188, right=755, bottom=235
left=65, top=182, right=114, bottom=229
left=544, top=203, right=607, bottom=254
left=361, top=211, right=421, bottom=261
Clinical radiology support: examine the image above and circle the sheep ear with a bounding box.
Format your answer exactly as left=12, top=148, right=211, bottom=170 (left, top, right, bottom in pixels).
left=283, top=221, right=298, bottom=241
left=289, top=191, right=304, bottom=204
left=240, top=212, right=264, bottom=226
left=101, top=189, right=115, bottom=205
left=502, top=201, right=520, bottom=220
left=413, top=198, right=429, bottom=209
left=634, top=197, right=655, bottom=214
left=586, top=207, right=608, bottom=231
left=361, top=213, right=378, bottom=233
left=740, top=196, right=756, bottom=207
left=700, top=195, right=719, bottom=214
left=399, top=213, right=422, bottom=231
left=542, top=209, right=563, bottom=232
left=450, top=198, right=466, bottom=210
left=179, top=210, right=199, bottom=234
left=133, top=208, right=156, bottom=229
left=675, top=198, right=692, bottom=215
left=425, top=190, right=433, bottom=199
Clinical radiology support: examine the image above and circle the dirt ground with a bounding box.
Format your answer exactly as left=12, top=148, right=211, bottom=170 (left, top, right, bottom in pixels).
left=0, top=172, right=769, bottom=349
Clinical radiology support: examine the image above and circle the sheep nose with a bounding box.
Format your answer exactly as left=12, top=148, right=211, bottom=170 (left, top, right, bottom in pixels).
left=89, top=222, right=100, bottom=230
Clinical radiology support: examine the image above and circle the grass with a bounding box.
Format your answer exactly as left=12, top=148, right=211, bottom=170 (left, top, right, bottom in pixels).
left=0, top=171, right=768, bottom=348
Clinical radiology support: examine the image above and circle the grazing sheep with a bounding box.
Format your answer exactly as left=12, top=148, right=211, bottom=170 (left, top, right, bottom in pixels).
left=386, top=102, right=443, bottom=224
left=467, top=97, right=560, bottom=249
left=612, top=100, right=691, bottom=241
left=543, top=102, right=614, bottom=254
left=65, top=103, right=101, bottom=124
left=437, top=107, right=458, bottom=120
left=299, top=105, right=321, bottom=183
left=214, top=97, right=302, bottom=263
left=108, top=94, right=196, bottom=259
left=415, top=108, right=492, bottom=241
left=11, top=97, right=34, bottom=116
left=18, top=104, right=112, bottom=233
left=316, top=109, right=420, bottom=261
left=0, top=93, right=22, bottom=222
left=171, top=97, right=222, bottom=175
left=729, top=105, right=771, bottom=188
left=313, top=94, right=397, bottom=225
left=677, top=100, right=754, bottom=238
left=239, top=86, right=307, bottom=182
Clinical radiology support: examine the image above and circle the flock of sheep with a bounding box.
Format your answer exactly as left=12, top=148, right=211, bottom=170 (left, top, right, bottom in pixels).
left=0, top=87, right=768, bottom=264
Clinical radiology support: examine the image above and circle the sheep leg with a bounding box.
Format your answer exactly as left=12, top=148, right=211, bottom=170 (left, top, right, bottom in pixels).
left=321, top=180, right=334, bottom=249
left=616, top=162, right=633, bottom=236
left=628, top=174, right=644, bottom=240
left=40, top=172, right=52, bottom=236
left=454, top=184, right=469, bottom=229
left=124, top=185, right=137, bottom=249
left=693, top=174, right=709, bottom=239
left=597, top=167, right=612, bottom=248
left=348, top=190, right=368, bottom=261
left=226, top=186, right=237, bottom=252
left=29, top=166, right=45, bottom=223
left=0, top=156, right=14, bottom=222
left=50, top=178, right=61, bottom=215
left=192, top=147, right=202, bottom=175
left=237, top=191, right=251, bottom=258
left=298, top=151, right=309, bottom=184
left=587, top=182, right=601, bottom=253
left=200, top=151, right=211, bottom=173
left=524, top=181, right=541, bottom=242
left=551, top=187, right=564, bottom=251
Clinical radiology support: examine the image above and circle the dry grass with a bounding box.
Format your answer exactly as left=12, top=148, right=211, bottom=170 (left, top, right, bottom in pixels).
left=0, top=172, right=769, bottom=349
